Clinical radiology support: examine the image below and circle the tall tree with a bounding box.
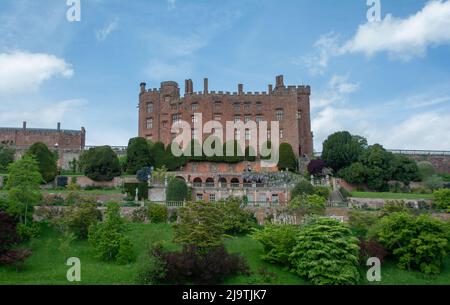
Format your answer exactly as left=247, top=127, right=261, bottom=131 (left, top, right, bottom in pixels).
left=126, top=137, right=153, bottom=174
left=6, top=156, right=42, bottom=225
left=82, top=146, right=121, bottom=182
left=321, top=131, right=366, bottom=173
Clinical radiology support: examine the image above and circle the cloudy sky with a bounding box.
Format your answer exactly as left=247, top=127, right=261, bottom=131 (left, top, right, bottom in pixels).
left=0, top=0, right=449, bottom=151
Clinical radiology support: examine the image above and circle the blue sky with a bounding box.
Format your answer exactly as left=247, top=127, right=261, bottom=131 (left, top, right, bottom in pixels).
left=0, top=0, right=449, bottom=151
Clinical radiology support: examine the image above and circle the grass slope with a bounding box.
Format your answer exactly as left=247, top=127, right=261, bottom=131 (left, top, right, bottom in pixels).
left=1, top=223, right=449, bottom=285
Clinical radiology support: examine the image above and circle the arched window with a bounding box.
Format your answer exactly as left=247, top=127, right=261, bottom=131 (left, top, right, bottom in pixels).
left=193, top=178, right=202, bottom=187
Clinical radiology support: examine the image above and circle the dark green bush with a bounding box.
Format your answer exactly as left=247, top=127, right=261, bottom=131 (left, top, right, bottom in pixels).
left=126, top=137, right=153, bottom=174
left=82, top=146, right=121, bottom=182
left=291, top=180, right=315, bottom=198
left=277, top=143, right=297, bottom=172
left=148, top=204, right=168, bottom=223
left=166, top=178, right=188, bottom=202
left=26, top=142, right=58, bottom=183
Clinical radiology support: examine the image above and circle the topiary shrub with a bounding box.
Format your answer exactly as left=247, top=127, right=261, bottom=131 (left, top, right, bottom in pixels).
left=289, top=217, right=360, bottom=285
left=126, top=137, right=153, bottom=175
left=277, top=143, right=297, bottom=172
left=251, top=224, right=300, bottom=265
left=148, top=204, right=168, bottom=223
left=166, top=178, right=188, bottom=202
left=26, top=142, right=58, bottom=183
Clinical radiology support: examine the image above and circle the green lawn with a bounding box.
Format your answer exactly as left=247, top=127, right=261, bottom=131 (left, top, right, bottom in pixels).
left=1, top=223, right=449, bottom=285
left=351, top=192, right=433, bottom=200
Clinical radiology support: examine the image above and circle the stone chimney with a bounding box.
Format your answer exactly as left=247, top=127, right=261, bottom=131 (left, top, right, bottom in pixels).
left=275, top=75, right=284, bottom=88
left=22, top=121, right=27, bottom=130
left=185, top=79, right=193, bottom=94
left=268, top=84, right=273, bottom=94
left=203, top=78, right=209, bottom=94
left=57, top=122, right=61, bottom=132
left=238, top=84, right=244, bottom=95
left=140, top=82, right=147, bottom=94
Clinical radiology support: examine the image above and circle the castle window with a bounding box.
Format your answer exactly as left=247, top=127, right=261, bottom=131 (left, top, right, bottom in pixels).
left=245, top=130, right=251, bottom=140
left=162, top=121, right=168, bottom=128
left=297, top=110, right=302, bottom=120
left=214, top=101, right=222, bottom=111
left=172, top=114, right=181, bottom=124
left=146, top=134, right=153, bottom=141
left=209, top=193, right=216, bottom=202
left=244, top=103, right=251, bottom=112
left=233, top=103, right=240, bottom=112
left=234, top=116, right=241, bottom=123
left=244, top=116, right=251, bottom=124
left=147, top=103, right=154, bottom=113
left=164, top=96, right=171, bottom=103
left=256, top=116, right=264, bottom=123
left=191, top=115, right=198, bottom=123
left=267, top=130, right=271, bottom=140
left=214, top=114, right=222, bottom=121
left=280, top=129, right=284, bottom=139
left=276, top=109, right=284, bottom=121
left=256, top=102, right=262, bottom=112
left=146, top=118, right=153, bottom=129
left=191, top=103, right=199, bottom=111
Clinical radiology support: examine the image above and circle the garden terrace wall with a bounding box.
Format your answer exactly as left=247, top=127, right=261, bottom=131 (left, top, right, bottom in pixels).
left=347, top=197, right=433, bottom=209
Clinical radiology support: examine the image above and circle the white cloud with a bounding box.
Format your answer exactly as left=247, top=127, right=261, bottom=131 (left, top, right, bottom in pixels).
left=311, top=78, right=450, bottom=151
left=311, top=74, right=359, bottom=109
left=304, top=1, right=450, bottom=74
left=0, top=51, right=73, bottom=95
left=369, top=111, right=450, bottom=150
left=299, top=32, right=341, bottom=75
left=342, top=0, right=450, bottom=60
left=95, top=19, right=119, bottom=42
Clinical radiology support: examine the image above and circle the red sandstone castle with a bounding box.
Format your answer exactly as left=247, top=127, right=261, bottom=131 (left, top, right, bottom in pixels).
left=0, top=122, right=86, bottom=150
left=138, top=75, right=313, bottom=158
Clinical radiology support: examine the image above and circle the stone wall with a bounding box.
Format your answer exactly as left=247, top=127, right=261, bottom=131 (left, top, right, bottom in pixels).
left=408, top=155, right=450, bottom=174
